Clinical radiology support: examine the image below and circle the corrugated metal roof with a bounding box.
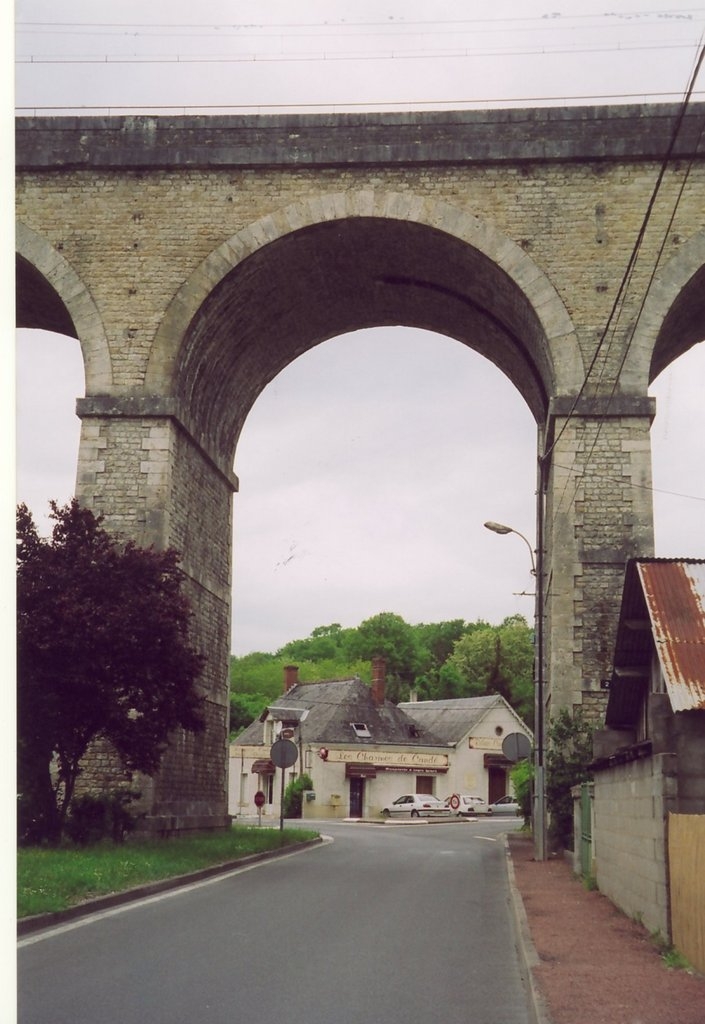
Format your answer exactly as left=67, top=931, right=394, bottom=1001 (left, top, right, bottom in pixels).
left=637, top=560, right=705, bottom=713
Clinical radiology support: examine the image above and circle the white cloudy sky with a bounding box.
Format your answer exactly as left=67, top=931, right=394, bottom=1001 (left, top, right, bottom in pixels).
left=13, top=1, right=705, bottom=655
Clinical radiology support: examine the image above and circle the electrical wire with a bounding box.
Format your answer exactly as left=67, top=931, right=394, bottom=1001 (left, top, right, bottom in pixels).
left=544, top=39, right=705, bottom=533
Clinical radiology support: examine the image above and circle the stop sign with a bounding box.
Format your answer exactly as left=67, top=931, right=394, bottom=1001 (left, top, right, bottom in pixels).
left=254, top=790, right=266, bottom=808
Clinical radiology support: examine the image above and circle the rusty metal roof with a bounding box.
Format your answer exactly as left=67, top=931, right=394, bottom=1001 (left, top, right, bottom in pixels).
left=636, top=560, right=705, bottom=713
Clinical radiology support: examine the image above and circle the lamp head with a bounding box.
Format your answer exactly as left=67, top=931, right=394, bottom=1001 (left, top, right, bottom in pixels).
left=484, top=521, right=513, bottom=535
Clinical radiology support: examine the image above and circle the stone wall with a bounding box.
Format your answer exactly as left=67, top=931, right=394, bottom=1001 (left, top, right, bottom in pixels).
left=593, top=752, right=678, bottom=938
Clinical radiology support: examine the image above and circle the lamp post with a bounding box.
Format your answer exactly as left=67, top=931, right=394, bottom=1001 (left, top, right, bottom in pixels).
left=484, top=519, right=546, bottom=861
left=483, top=521, right=536, bottom=576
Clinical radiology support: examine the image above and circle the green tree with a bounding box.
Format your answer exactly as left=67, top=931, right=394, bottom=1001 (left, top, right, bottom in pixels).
left=229, top=693, right=270, bottom=737
left=448, top=615, right=534, bottom=725
left=277, top=623, right=355, bottom=663
left=229, top=652, right=282, bottom=702
left=412, top=619, right=469, bottom=698
left=510, top=758, right=534, bottom=825
left=344, top=612, right=424, bottom=701
left=283, top=773, right=314, bottom=818
left=17, top=500, right=205, bottom=844
left=545, top=708, right=594, bottom=850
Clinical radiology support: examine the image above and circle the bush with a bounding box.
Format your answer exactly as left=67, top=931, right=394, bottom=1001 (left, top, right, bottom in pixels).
left=510, top=758, right=534, bottom=823
left=283, top=774, right=313, bottom=818
left=545, top=708, right=593, bottom=851
left=64, top=790, right=141, bottom=845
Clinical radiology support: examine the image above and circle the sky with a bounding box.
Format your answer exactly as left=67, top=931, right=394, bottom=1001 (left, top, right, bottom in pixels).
left=13, top=1, right=705, bottom=656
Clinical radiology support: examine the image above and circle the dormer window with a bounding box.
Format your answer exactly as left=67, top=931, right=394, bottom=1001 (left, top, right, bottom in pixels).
left=351, top=722, right=371, bottom=738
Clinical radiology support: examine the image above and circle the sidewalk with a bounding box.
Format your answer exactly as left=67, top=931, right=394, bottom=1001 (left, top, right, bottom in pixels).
left=507, top=832, right=705, bottom=1024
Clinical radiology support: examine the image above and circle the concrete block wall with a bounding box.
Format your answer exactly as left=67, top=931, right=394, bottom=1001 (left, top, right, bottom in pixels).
left=593, top=753, right=678, bottom=938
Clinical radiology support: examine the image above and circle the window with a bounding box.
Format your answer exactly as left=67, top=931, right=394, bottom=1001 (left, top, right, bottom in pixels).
left=351, top=723, right=371, bottom=738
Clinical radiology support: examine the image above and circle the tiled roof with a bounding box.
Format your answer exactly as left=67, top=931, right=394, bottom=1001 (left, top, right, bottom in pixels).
left=236, top=677, right=447, bottom=747
left=398, top=694, right=530, bottom=745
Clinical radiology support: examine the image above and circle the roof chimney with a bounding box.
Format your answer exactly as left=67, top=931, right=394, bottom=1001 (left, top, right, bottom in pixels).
left=283, top=665, right=299, bottom=693
left=371, top=656, right=387, bottom=706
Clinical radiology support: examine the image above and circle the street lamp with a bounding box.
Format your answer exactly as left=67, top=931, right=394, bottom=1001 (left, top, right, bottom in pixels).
left=483, top=519, right=546, bottom=862
left=483, top=521, right=536, bottom=576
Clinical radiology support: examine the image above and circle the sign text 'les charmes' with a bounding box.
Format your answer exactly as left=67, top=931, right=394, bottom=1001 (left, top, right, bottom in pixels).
left=325, top=749, right=448, bottom=768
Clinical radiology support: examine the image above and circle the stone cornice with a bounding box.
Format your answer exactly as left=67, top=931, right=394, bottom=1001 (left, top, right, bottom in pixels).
left=16, top=103, right=705, bottom=171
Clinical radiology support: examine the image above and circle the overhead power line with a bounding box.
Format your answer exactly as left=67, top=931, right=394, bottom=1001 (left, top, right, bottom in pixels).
left=14, top=40, right=704, bottom=65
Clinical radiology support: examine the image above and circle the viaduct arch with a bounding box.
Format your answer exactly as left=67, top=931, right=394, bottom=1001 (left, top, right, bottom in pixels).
left=16, top=104, right=705, bottom=832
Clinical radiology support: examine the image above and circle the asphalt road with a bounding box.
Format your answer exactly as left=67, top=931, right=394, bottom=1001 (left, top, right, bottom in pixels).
left=18, top=817, right=530, bottom=1024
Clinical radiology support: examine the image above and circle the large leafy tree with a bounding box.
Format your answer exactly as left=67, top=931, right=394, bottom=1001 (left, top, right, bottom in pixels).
left=448, top=614, right=535, bottom=725
left=412, top=619, right=470, bottom=699
left=345, top=611, right=424, bottom=701
left=17, top=500, right=205, bottom=843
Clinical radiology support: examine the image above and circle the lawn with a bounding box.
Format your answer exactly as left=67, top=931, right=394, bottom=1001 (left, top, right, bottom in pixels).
left=18, top=825, right=319, bottom=919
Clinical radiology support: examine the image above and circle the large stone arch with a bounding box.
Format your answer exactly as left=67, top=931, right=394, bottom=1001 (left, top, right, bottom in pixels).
left=619, top=228, right=705, bottom=387
left=15, top=221, right=112, bottom=391
left=19, top=103, right=700, bottom=833
left=147, top=192, right=582, bottom=471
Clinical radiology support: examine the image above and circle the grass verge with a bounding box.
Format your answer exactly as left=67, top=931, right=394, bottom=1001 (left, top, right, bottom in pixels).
left=18, top=825, right=319, bottom=919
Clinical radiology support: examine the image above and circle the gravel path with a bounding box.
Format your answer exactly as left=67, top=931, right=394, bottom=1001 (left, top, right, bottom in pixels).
left=508, top=832, right=705, bottom=1024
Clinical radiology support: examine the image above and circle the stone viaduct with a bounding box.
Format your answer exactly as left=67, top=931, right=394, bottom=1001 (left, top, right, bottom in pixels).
left=16, top=103, right=705, bottom=833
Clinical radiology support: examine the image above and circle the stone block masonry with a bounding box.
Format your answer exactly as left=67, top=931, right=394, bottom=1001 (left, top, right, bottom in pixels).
left=16, top=104, right=705, bottom=831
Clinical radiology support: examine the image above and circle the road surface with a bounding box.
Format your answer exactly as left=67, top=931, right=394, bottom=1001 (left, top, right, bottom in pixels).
left=18, top=817, right=530, bottom=1024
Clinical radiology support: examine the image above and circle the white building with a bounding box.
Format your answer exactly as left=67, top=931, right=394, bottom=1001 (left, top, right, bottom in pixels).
left=398, top=695, right=534, bottom=805
left=230, top=660, right=533, bottom=819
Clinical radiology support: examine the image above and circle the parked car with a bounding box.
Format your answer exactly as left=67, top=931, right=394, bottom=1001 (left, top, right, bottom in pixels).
left=488, top=795, right=521, bottom=815
left=444, top=793, right=489, bottom=817
left=381, top=794, right=452, bottom=818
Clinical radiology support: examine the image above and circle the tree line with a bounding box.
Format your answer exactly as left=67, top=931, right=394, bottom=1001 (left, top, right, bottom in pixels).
left=230, top=611, right=535, bottom=736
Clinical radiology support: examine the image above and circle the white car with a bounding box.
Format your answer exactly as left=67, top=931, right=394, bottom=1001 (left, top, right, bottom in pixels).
left=444, top=793, right=489, bottom=817
left=488, top=795, right=521, bottom=815
left=381, top=794, right=451, bottom=818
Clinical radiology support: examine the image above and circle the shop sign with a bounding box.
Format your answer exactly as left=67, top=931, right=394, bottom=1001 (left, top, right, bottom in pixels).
left=324, top=748, right=448, bottom=770
left=469, top=736, right=504, bottom=750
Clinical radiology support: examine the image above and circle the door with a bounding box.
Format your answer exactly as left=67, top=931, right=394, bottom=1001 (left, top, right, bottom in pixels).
left=349, top=777, right=364, bottom=817
left=488, top=767, right=506, bottom=804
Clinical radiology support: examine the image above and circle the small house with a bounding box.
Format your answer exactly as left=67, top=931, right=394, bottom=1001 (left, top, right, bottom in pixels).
left=589, top=558, right=705, bottom=961
left=398, top=694, right=533, bottom=805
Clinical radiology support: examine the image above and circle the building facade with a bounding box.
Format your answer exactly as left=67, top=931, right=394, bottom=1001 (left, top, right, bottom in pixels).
left=230, top=662, right=533, bottom=820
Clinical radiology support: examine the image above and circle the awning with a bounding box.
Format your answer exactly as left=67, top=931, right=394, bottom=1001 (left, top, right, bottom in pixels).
left=484, top=753, right=513, bottom=768
left=251, top=759, right=276, bottom=775
left=345, top=763, right=377, bottom=778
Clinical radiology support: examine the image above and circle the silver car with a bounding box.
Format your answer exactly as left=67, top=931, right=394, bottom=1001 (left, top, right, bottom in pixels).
left=381, top=794, right=452, bottom=818
left=488, top=795, right=521, bottom=815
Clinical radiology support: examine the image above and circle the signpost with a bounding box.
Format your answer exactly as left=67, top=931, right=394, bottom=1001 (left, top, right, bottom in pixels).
left=254, top=789, right=265, bottom=826
left=270, top=738, right=299, bottom=834
left=501, top=732, right=532, bottom=823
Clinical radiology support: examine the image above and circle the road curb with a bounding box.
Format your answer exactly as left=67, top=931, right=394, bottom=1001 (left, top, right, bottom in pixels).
left=18, top=835, right=323, bottom=937
left=504, top=836, right=553, bottom=1024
